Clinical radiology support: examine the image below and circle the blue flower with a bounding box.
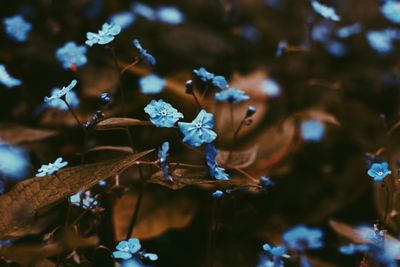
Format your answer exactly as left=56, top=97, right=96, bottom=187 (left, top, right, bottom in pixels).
left=139, top=74, right=166, bottom=94
left=100, top=92, right=111, bottom=105
left=85, top=22, right=121, bottom=47
left=69, top=190, right=98, bottom=209
left=178, top=110, right=217, bottom=147
left=367, top=162, right=391, bottom=183
left=339, top=244, right=369, bottom=255
left=215, top=88, right=250, bottom=104
left=212, top=76, right=228, bottom=90
left=0, top=64, right=22, bottom=88
left=325, top=40, right=347, bottom=57
left=44, top=80, right=77, bottom=103
left=3, top=15, right=32, bottom=42
left=311, top=22, right=333, bottom=42
left=261, top=79, right=281, bottom=97
left=212, top=190, right=224, bottom=198
left=381, top=1, right=400, bottom=24
left=55, top=42, right=87, bottom=70
left=113, top=238, right=142, bottom=260
left=158, top=142, right=172, bottom=181
left=193, top=67, right=215, bottom=83
left=336, top=23, right=362, bottom=39
left=141, top=252, right=159, bottom=261
left=36, top=157, right=68, bottom=177
left=0, top=144, right=30, bottom=181
left=311, top=0, right=340, bottom=21
left=366, top=29, right=399, bottom=55
left=156, top=6, right=185, bottom=25
left=46, top=87, right=80, bottom=111
left=109, top=12, right=136, bottom=30
left=131, top=3, right=156, bottom=21
left=144, top=99, right=184, bottom=127
left=133, top=39, right=156, bottom=66
left=260, top=176, right=275, bottom=191
left=283, top=225, right=323, bottom=252
left=205, top=144, right=229, bottom=180
left=300, top=119, right=325, bottom=142
left=262, top=243, right=290, bottom=266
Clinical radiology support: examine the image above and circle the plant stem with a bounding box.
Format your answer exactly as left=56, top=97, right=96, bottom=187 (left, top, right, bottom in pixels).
left=192, top=91, right=202, bottom=111
left=206, top=198, right=217, bottom=267
left=383, top=182, right=390, bottom=228
left=125, top=166, right=145, bottom=239
left=63, top=99, right=82, bottom=128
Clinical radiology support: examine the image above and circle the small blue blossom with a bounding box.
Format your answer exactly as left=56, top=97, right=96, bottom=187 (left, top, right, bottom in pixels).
left=55, top=42, right=87, bottom=70
left=283, top=225, right=324, bottom=252
left=311, top=0, right=340, bottom=21
left=367, top=162, right=391, bottom=183
left=300, top=119, right=325, bottom=142
left=381, top=1, right=400, bottom=24
left=336, top=23, right=362, bottom=39
left=156, top=6, right=185, bottom=25
left=158, top=142, right=172, bottom=181
left=260, top=176, right=275, bottom=192
left=275, top=40, right=288, bottom=57
left=193, top=67, right=215, bottom=83
left=131, top=3, right=156, bottom=21
left=3, top=15, right=32, bottom=42
left=339, top=243, right=369, bottom=255
left=205, top=144, right=229, bottom=180
left=261, top=79, right=281, bottom=97
left=46, top=87, right=80, bottom=111
left=98, top=180, right=107, bottom=187
left=109, top=12, right=136, bottom=30
left=139, top=74, right=166, bottom=94
left=113, top=238, right=141, bottom=260
left=366, top=29, right=399, bottom=55
left=144, top=99, right=184, bottom=127
left=311, top=22, right=333, bottom=42
left=69, top=190, right=98, bottom=209
left=215, top=88, right=250, bottom=104
left=0, top=64, right=22, bottom=88
left=178, top=110, right=217, bottom=147
left=141, top=253, right=158, bottom=261
left=325, top=40, right=347, bottom=57
left=0, top=144, right=30, bottom=181
left=212, top=190, right=224, bottom=198
left=239, top=24, right=261, bottom=42
left=212, top=76, right=229, bottom=90
left=133, top=39, right=156, bottom=66
left=36, top=157, right=68, bottom=177
left=85, top=22, right=121, bottom=47
left=262, top=243, right=290, bottom=266
left=44, top=80, right=77, bottom=103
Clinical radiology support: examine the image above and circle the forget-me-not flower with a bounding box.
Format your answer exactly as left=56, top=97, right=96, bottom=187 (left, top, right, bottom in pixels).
left=339, top=243, right=369, bottom=255
left=44, top=79, right=77, bottom=103
left=113, top=238, right=142, bottom=260
left=109, top=12, right=136, bottom=30
left=158, top=141, right=172, bottom=181
left=36, top=157, right=68, bottom=177
left=205, top=144, right=229, bottom=180
left=3, top=15, right=32, bottom=42
left=325, top=40, right=347, bottom=57
left=212, top=75, right=228, bottom=90
left=366, top=29, right=400, bottom=55
left=193, top=67, right=215, bottom=83
left=144, top=99, right=184, bottom=127
left=212, top=190, right=224, bottom=198
left=156, top=6, right=185, bottom=25
left=0, top=64, right=22, bottom=88
left=215, top=88, right=250, bottom=104
left=139, top=74, right=166, bottom=94
left=46, top=87, right=79, bottom=111
left=262, top=243, right=290, bottom=267
left=178, top=109, right=217, bottom=147
left=133, top=39, right=156, bottom=66
left=0, top=144, right=30, bottom=180
left=85, top=22, right=121, bottom=47
left=283, top=225, right=323, bottom=252
left=261, top=79, right=281, bottom=97
left=300, top=119, right=325, bottom=142
left=381, top=1, right=400, bottom=24
left=367, top=161, right=391, bottom=183
left=131, top=3, right=156, bottom=20
left=336, top=23, right=362, bottom=39
left=55, top=42, right=87, bottom=70
left=311, top=0, right=340, bottom=21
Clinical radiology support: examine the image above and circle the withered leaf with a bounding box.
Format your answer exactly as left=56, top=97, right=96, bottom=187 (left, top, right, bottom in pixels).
left=329, top=220, right=368, bottom=244
left=113, top=191, right=197, bottom=240
left=87, top=146, right=133, bottom=154
left=217, top=145, right=258, bottom=169
left=0, top=124, right=57, bottom=145
left=95, top=117, right=153, bottom=130
left=0, top=150, right=153, bottom=239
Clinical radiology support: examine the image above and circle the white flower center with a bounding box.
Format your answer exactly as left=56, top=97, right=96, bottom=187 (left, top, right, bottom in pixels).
left=195, top=122, right=202, bottom=129
left=160, top=109, right=168, bottom=116
left=377, top=171, right=383, bottom=176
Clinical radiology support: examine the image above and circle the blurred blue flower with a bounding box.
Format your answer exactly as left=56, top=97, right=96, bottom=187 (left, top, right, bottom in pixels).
left=262, top=243, right=290, bottom=266
left=336, top=23, right=362, bottom=39
left=46, top=87, right=79, bottom=111
left=69, top=190, right=98, bottom=209
left=56, top=42, right=87, bottom=70
left=212, top=76, right=228, bottom=90
left=139, top=74, right=166, bottom=94
left=261, top=79, right=281, bottom=97
left=300, top=119, right=325, bottom=142
left=85, top=22, right=121, bottom=47
left=311, top=0, right=340, bottom=21
left=215, top=88, right=249, bottom=104
left=121, top=259, right=145, bottom=267
left=109, top=11, right=136, bottom=30
left=3, top=15, right=32, bottom=42
left=212, top=190, right=224, bottom=198
left=158, top=141, right=172, bottom=181
left=239, top=25, right=261, bottom=42
left=339, top=243, right=369, bottom=255
left=156, top=6, right=184, bottom=25
left=133, top=39, right=156, bottom=66
left=141, top=252, right=158, bottom=261
left=367, top=162, right=391, bottom=183
left=131, top=3, right=156, bottom=20
left=366, top=29, right=399, bottom=55
left=144, top=99, right=184, bottom=127
left=113, top=238, right=142, bottom=260
left=100, top=92, right=111, bottom=105
left=283, top=225, right=323, bottom=252
left=0, top=64, right=22, bottom=88
left=264, top=0, right=282, bottom=9
left=275, top=40, right=288, bottom=57
left=193, top=67, right=215, bottom=83
left=325, top=40, right=347, bottom=57
left=381, top=1, right=400, bottom=24
left=0, top=144, right=30, bottom=180
left=98, top=180, right=107, bottom=187
left=205, top=144, right=229, bottom=180
left=260, top=176, right=275, bottom=191
left=36, top=157, right=68, bottom=177
left=311, top=22, right=333, bottom=42
left=44, top=80, right=77, bottom=103
left=178, top=109, right=217, bottom=147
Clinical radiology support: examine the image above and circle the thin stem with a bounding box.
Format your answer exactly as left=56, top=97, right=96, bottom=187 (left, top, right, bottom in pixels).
left=63, top=99, right=82, bottom=128
left=383, top=182, right=390, bottom=228
left=191, top=91, right=202, bottom=111
left=120, top=59, right=139, bottom=75
left=110, top=43, right=126, bottom=118
left=206, top=199, right=217, bottom=267
left=200, top=84, right=210, bottom=101
left=125, top=166, right=145, bottom=239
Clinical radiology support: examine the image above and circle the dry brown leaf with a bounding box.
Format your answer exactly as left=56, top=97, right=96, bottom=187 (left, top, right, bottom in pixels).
left=329, top=220, right=367, bottom=244
left=0, top=124, right=57, bottom=145
left=217, top=145, right=259, bottom=169
left=95, top=117, right=153, bottom=130
left=87, top=146, right=133, bottom=154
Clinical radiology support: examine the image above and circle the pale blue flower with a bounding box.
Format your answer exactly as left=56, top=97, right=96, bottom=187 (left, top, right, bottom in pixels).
left=131, top=3, right=156, bottom=20
left=156, top=6, right=185, bottom=25
left=85, top=22, right=121, bottom=47
left=144, top=99, right=184, bottom=127
left=109, top=12, right=136, bottom=30
left=367, top=162, right=391, bottom=183
left=336, top=23, right=362, bottom=39
left=339, top=244, right=369, bottom=255
left=113, top=238, right=141, bottom=260
left=311, top=22, right=333, bottom=42
left=0, top=144, right=30, bottom=180
left=325, top=40, right=347, bottom=57
left=3, top=15, right=32, bottom=42
left=36, top=157, right=68, bottom=177
left=178, top=110, right=217, bottom=147
left=212, top=76, right=228, bottom=90
left=311, top=0, right=340, bottom=21
left=366, top=29, right=400, bottom=55
left=215, top=88, right=250, bottom=104
left=283, top=225, right=324, bottom=252
left=212, top=190, right=224, bottom=198
left=56, top=42, right=87, bottom=70
left=261, top=79, right=281, bottom=97
left=133, top=39, right=156, bottom=65
left=139, top=74, right=165, bottom=94
left=46, top=87, right=79, bottom=111
left=300, top=119, right=325, bottom=142
left=158, top=142, right=172, bottom=181
left=193, top=67, right=215, bottom=83
left=205, top=144, right=229, bottom=180
left=44, top=80, right=77, bottom=103
left=0, top=64, right=22, bottom=88
left=381, top=1, right=400, bottom=24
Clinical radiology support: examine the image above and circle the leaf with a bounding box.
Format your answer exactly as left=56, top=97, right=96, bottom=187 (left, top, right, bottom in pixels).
left=0, top=150, right=153, bottom=239
left=329, top=220, right=368, bottom=244
left=113, top=191, right=197, bottom=240
left=87, top=146, right=133, bottom=154
left=148, top=169, right=258, bottom=190
left=0, top=124, right=57, bottom=145
left=216, top=145, right=259, bottom=169
left=95, top=118, right=153, bottom=130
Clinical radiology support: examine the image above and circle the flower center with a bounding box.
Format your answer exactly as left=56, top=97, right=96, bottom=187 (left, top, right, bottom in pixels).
left=160, top=109, right=168, bottom=116
left=195, top=122, right=202, bottom=129
left=377, top=171, right=383, bottom=176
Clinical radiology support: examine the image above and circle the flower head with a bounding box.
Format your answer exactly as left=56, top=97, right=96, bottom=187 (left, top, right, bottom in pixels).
left=158, top=142, right=172, bottom=181
left=85, top=22, right=121, bottom=47
left=283, top=225, right=323, bottom=252
left=46, top=87, right=79, bottom=111
left=339, top=243, right=369, bottom=255
left=0, top=64, right=22, bottom=88
left=367, top=162, right=391, bottom=183
left=311, top=0, right=340, bottom=21
left=178, top=110, right=217, bottom=147
left=300, top=119, right=325, bottom=142
left=144, top=99, right=184, bottom=127
left=260, top=176, right=275, bottom=192
left=113, top=238, right=142, bottom=260
left=156, top=6, right=185, bottom=25
left=3, top=15, right=32, bottom=42
left=381, top=2, right=400, bottom=25
left=131, top=3, right=156, bottom=20
left=212, top=190, right=224, bottom=198
left=261, top=79, right=281, bottom=97
left=215, top=88, right=250, bottom=104
left=193, top=67, right=215, bottom=83
left=133, top=39, right=156, bottom=66
left=69, top=190, right=98, bottom=209
left=109, top=12, right=136, bottom=30
left=205, top=144, right=229, bottom=180
left=0, top=144, right=30, bottom=180
left=56, top=42, right=87, bottom=70
left=44, top=80, right=77, bottom=103
left=139, top=74, right=166, bottom=94
left=212, top=75, right=228, bottom=90
left=36, top=157, right=68, bottom=177
left=336, top=23, right=362, bottom=39
left=366, top=29, right=399, bottom=55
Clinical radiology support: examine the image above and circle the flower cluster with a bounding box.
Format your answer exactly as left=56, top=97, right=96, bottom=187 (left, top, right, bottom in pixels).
left=215, top=88, right=249, bottom=104
left=0, top=144, right=30, bottom=181
left=36, top=157, right=68, bottom=177
left=131, top=3, right=185, bottom=25
left=283, top=225, right=323, bottom=252
left=300, top=119, right=325, bottom=142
